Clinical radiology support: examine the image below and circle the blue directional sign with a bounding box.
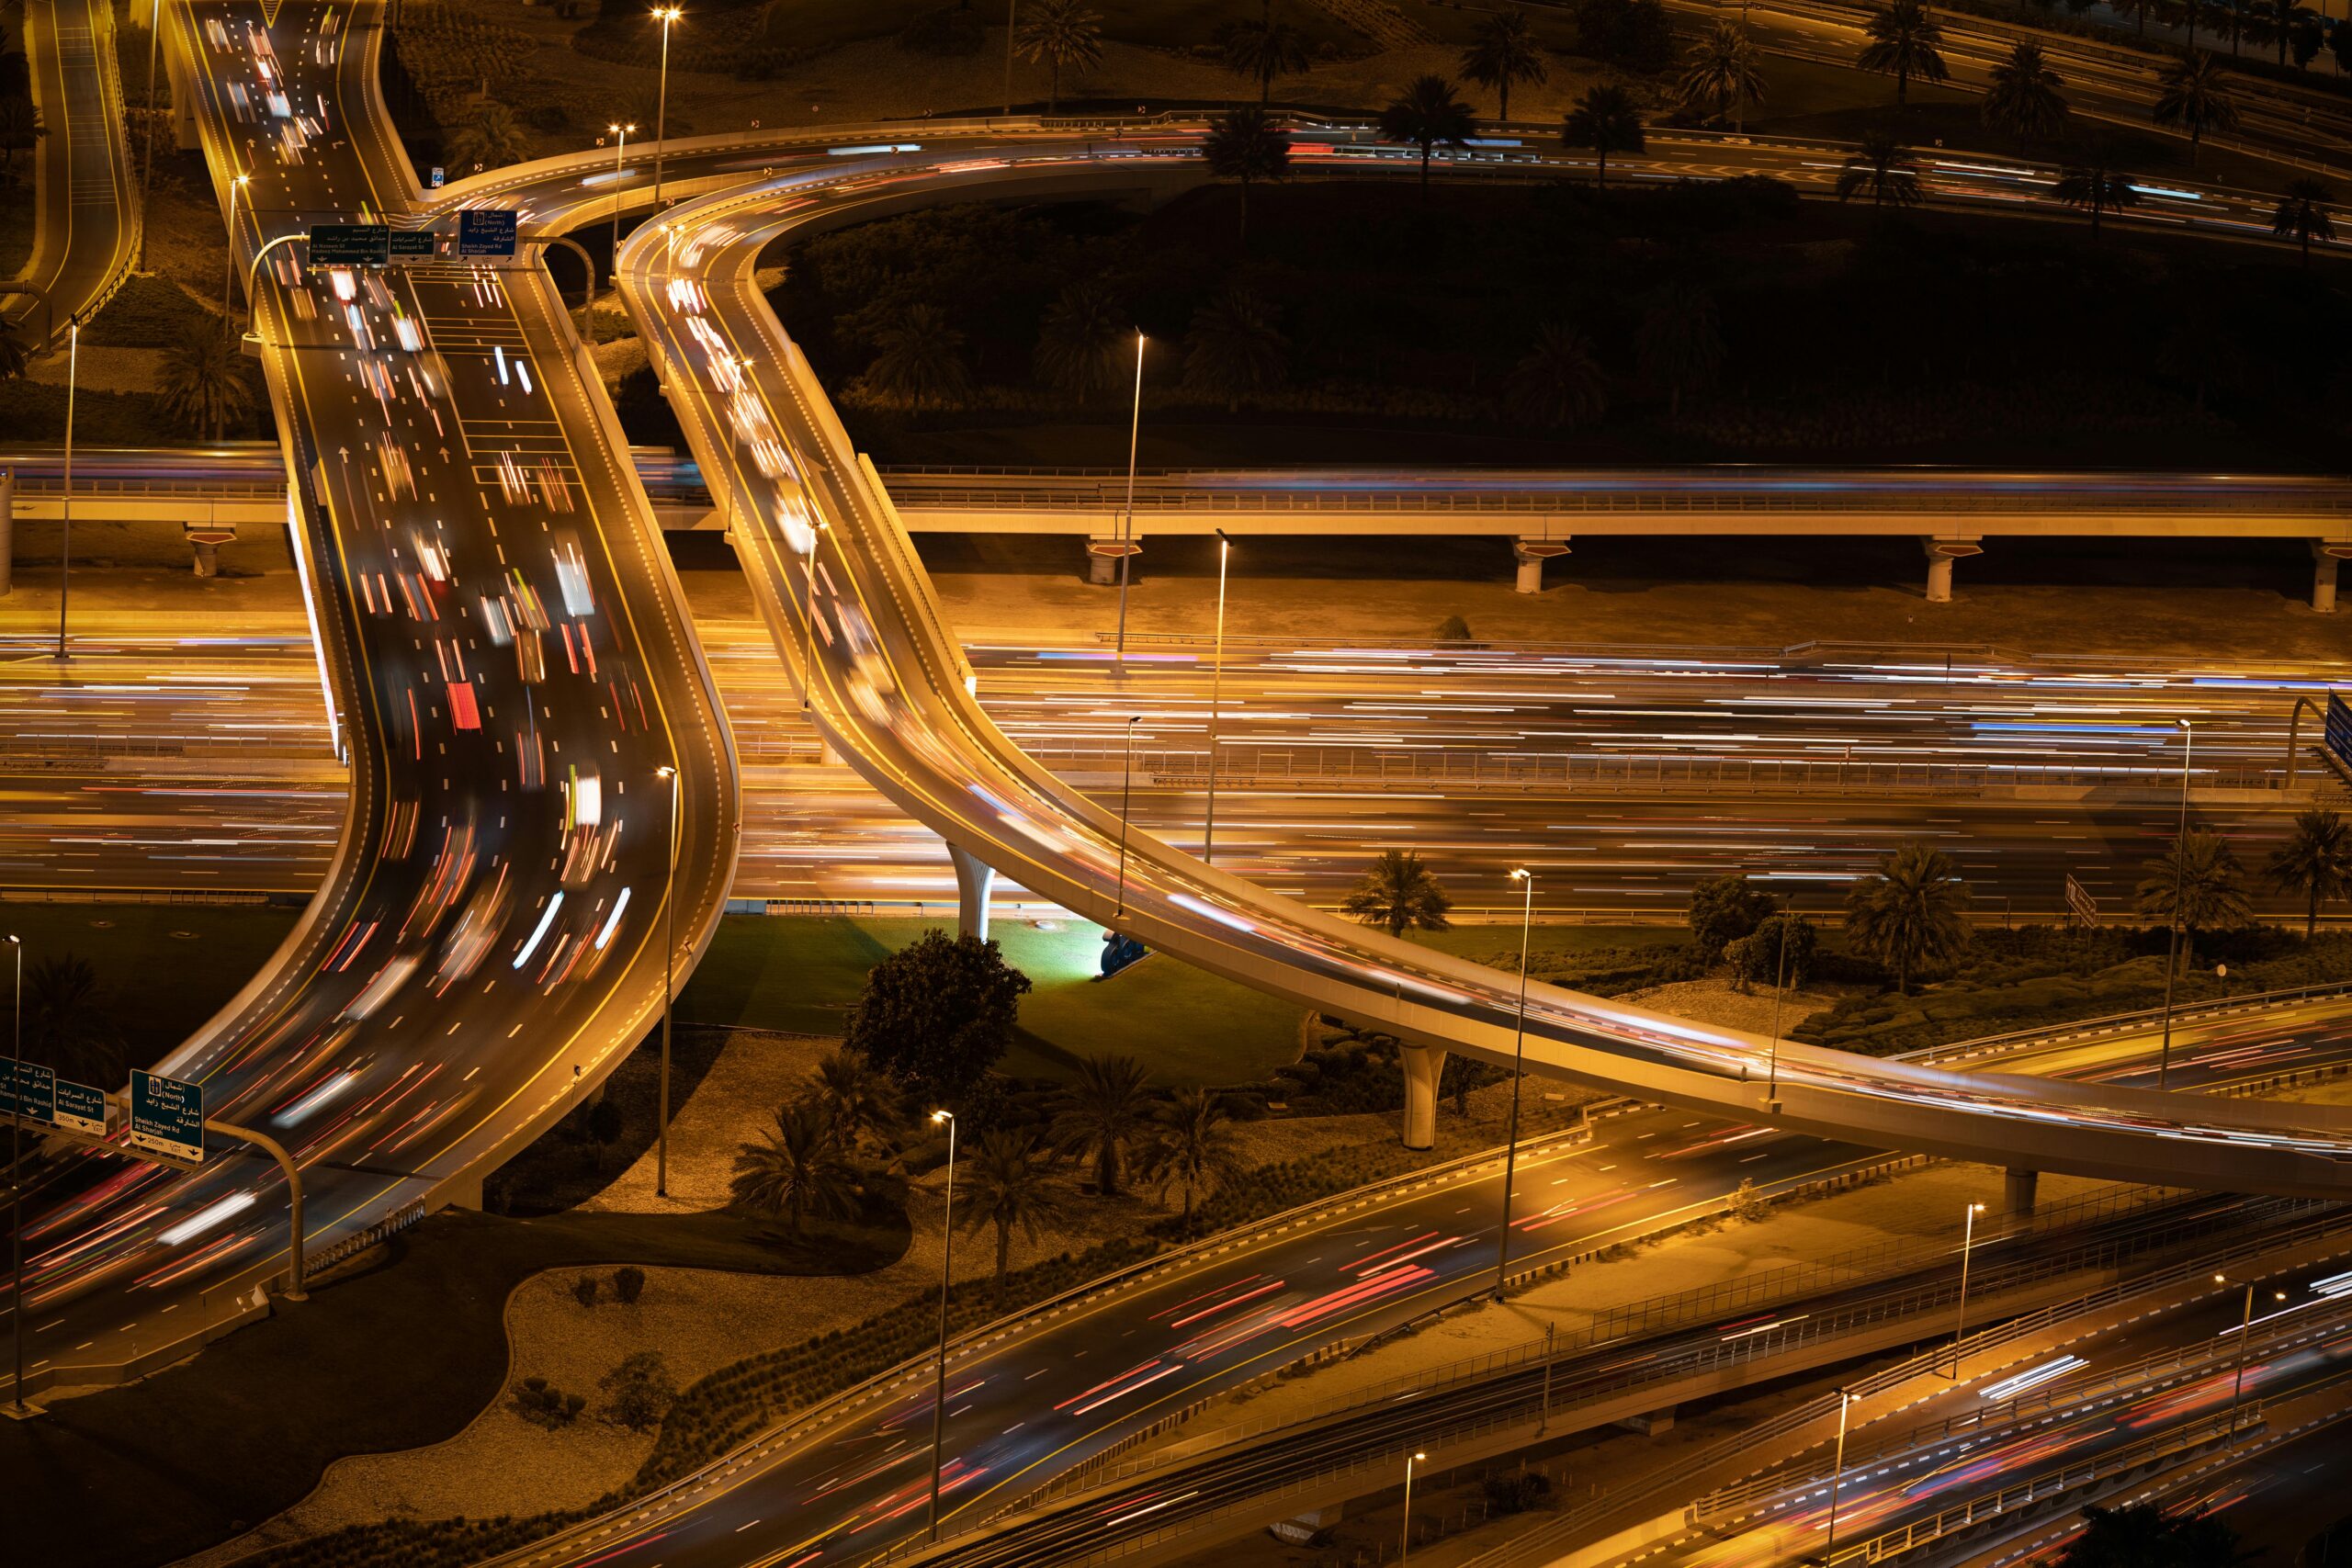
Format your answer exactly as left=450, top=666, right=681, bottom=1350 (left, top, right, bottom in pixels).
left=130, top=1069, right=204, bottom=1165
left=457, top=208, right=519, bottom=259
left=0, top=1057, right=55, bottom=1124
left=53, top=1077, right=107, bottom=1138
left=429, top=164, right=446, bottom=189
left=311, top=222, right=390, bottom=266
left=2327, top=693, right=2352, bottom=770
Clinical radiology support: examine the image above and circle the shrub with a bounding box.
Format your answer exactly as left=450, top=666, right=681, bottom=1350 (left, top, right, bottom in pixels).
left=571, top=1274, right=600, bottom=1309
left=599, top=1351, right=678, bottom=1431
left=512, top=1377, right=586, bottom=1428
left=612, top=1265, right=646, bottom=1304
left=1483, top=1469, right=1554, bottom=1515
left=1435, top=615, right=1473, bottom=643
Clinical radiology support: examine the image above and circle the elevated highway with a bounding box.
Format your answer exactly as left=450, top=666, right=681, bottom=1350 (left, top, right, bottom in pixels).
left=1, top=0, right=139, bottom=352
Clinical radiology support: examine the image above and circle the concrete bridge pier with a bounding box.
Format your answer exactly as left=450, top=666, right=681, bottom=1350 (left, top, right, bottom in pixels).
left=947, top=841, right=995, bottom=941
left=1513, top=536, right=1569, bottom=593
left=2004, top=1168, right=2039, bottom=1217
left=1399, top=1043, right=1444, bottom=1150
left=0, top=468, right=12, bottom=596
left=2312, top=541, right=2348, bottom=614
left=1084, top=537, right=1138, bottom=586
left=1921, top=536, right=1982, bottom=604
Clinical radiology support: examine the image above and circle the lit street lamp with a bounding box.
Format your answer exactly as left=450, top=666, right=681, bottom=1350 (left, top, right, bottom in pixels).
left=927, top=1109, right=958, bottom=1540
left=607, top=121, right=637, bottom=286
left=220, top=172, right=251, bottom=323
left=1400, top=1450, right=1428, bottom=1565
left=1946, top=1201, right=1985, bottom=1380
left=650, top=7, right=684, bottom=210
left=801, top=518, right=831, bottom=711
left=55, top=314, right=79, bottom=662
left=2159, top=716, right=2192, bottom=1089
left=1202, top=528, right=1232, bottom=864
left=2216, top=1272, right=2284, bottom=1448
left=1494, top=867, right=1534, bottom=1301
left=1115, top=331, right=1144, bottom=667
left=653, top=763, right=678, bottom=1198
left=1114, top=716, right=1140, bottom=924
left=1763, top=914, right=1791, bottom=1114
left=139, top=0, right=162, bottom=269
left=1823, top=1389, right=1860, bottom=1553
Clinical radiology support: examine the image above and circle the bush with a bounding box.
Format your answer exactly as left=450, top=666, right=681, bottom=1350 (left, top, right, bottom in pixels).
left=599, top=1351, right=678, bottom=1431
left=1483, top=1469, right=1554, bottom=1516
left=1687, top=875, right=1779, bottom=962
left=512, top=1377, right=586, bottom=1428
left=571, top=1274, right=600, bottom=1309
left=525, top=103, right=571, bottom=133
left=612, top=1265, right=646, bottom=1304
left=1435, top=615, right=1473, bottom=643
left=1725, top=911, right=1816, bottom=992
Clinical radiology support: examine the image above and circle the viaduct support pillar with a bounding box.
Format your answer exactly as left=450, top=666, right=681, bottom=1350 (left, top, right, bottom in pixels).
left=1399, top=1044, right=1444, bottom=1150
left=0, top=468, right=12, bottom=596
left=2004, top=1168, right=2039, bottom=1217
left=2312, top=541, right=2346, bottom=615
left=1513, top=536, right=1569, bottom=594
left=1084, top=538, right=1138, bottom=586
left=947, top=842, right=995, bottom=941
left=1921, top=537, right=1981, bottom=604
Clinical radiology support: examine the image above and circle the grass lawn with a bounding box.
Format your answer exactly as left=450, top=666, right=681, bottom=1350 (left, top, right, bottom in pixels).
left=82, top=273, right=218, bottom=347
left=1390, top=0, right=1583, bottom=50
left=0, top=1202, right=909, bottom=1568
left=17, top=902, right=304, bottom=1069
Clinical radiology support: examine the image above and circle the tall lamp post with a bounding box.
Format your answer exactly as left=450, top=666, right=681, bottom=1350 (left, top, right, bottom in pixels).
left=1002, top=0, right=1020, bottom=114
left=139, top=0, right=162, bottom=268
left=1114, top=331, right=1144, bottom=668
left=6, top=933, right=22, bottom=1417
left=1400, top=1450, right=1429, bottom=1566
left=2216, top=1272, right=2283, bottom=1448
left=1946, top=1201, right=1985, bottom=1380
left=1114, top=715, right=1140, bottom=924
left=55, top=315, right=80, bottom=662
left=1493, top=867, right=1534, bottom=1301
left=220, top=172, right=250, bottom=322
left=653, top=764, right=678, bottom=1198
left=650, top=7, right=683, bottom=210
left=1202, top=528, right=1232, bottom=864
left=1823, top=1390, right=1860, bottom=1554
left=1763, top=914, right=1791, bottom=1114
left=2158, top=716, right=2193, bottom=1089
left=607, top=121, right=637, bottom=285
left=927, top=1109, right=959, bottom=1540
left=801, top=519, right=831, bottom=711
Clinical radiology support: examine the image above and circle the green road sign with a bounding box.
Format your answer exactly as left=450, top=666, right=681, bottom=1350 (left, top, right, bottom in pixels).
left=311, top=223, right=390, bottom=266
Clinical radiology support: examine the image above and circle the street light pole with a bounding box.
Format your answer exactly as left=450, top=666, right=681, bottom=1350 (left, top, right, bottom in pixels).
left=1115, top=332, right=1144, bottom=669
left=220, top=173, right=250, bottom=323
left=1947, top=1201, right=1985, bottom=1380
left=608, top=121, right=636, bottom=285
left=2159, top=716, right=2193, bottom=1089
left=1494, top=868, right=1534, bottom=1301
left=1401, top=1450, right=1428, bottom=1566
left=2217, top=1273, right=2282, bottom=1448
left=1823, top=1391, right=1858, bottom=1554
left=55, top=316, right=78, bottom=662
left=801, top=520, right=831, bottom=711
left=927, top=1109, right=958, bottom=1541
left=1114, top=716, right=1140, bottom=924
left=1763, top=915, right=1790, bottom=1113
left=1203, top=528, right=1231, bottom=864
left=654, top=763, right=677, bottom=1198
left=6, top=934, right=22, bottom=1416
left=651, top=7, right=683, bottom=209
left=139, top=0, right=162, bottom=269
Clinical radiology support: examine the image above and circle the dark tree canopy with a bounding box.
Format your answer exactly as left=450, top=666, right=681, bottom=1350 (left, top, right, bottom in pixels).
left=2057, top=1505, right=2245, bottom=1568
left=1687, top=874, right=1779, bottom=960
left=844, top=930, right=1032, bottom=1100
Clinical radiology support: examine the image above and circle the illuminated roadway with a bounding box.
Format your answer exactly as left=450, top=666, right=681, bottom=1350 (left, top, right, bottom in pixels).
left=4, top=0, right=139, bottom=349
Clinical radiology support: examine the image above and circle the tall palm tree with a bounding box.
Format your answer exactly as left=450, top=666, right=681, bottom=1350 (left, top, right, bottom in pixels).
left=2173, top=0, right=2205, bottom=49
left=1634, top=283, right=1724, bottom=418
left=2266, top=809, right=2352, bottom=936
left=2269, top=0, right=2304, bottom=64
left=1377, top=73, right=1475, bottom=188
left=1562, top=84, right=1645, bottom=187
left=0, top=93, right=47, bottom=185
left=807, top=1047, right=905, bottom=1154
left=1341, top=849, right=1453, bottom=938
left=2136, top=829, right=2252, bottom=972
left=729, top=1101, right=861, bottom=1233
left=1137, top=1088, right=1243, bottom=1224
left=1836, top=130, right=1926, bottom=207
left=1677, top=22, right=1766, bottom=130
left=2154, top=51, right=2240, bottom=165
left=1033, top=278, right=1127, bottom=401
left=2271, top=176, right=2335, bottom=264
left=1858, top=0, right=1951, bottom=106
left=1216, top=15, right=1312, bottom=106
left=1460, top=12, right=1549, bottom=119
left=1014, top=0, right=1103, bottom=115
left=2113, top=0, right=2159, bottom=36
left=1202, top=105, right=1291, bottom=245
left=1182, top=287, right=1288, bottom=412
left=22, top=954, right=123, bottom=1089
left=159, top=330, right=258, bottom=440
left=865, top=302, right=972, bottom=412
left=956, top=1130, right=1069, bottom=1296
left=2052, top=157, right=2140, bottom=238
left=1982, top=40, right=2070, bottom=142
left=1506, top=321, right=1608, bottom=428
left=442, top=99, right=531, bottom=172
left=1843, top=841, right=1972, bottom=995
left=2207, top=0, right=2249, bottom=56
left=1049, top=1053, right=1155, bottom=1195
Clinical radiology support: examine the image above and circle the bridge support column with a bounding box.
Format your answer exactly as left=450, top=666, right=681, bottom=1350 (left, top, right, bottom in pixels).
left=1399, top=1044, right=1444, bottom=1150
left=947, top=842, right=995, bottom=941
left=1616, top=1406, right=1676, bottom=1436
left=1513, top=536, right=1569, bottom=594
left=0, top=468, right=12, bottom=597
left=1084, top=538, right=1138, bottom=586
left=2004, top=1168, right=2039, bottom=1217
left=2312, top=541, right=2347, bottom=614
left=1920, top=536, right=1981, bottom=604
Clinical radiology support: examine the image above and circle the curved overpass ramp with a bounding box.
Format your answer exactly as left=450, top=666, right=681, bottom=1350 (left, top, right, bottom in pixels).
left=4, top=0, right=139, bottom=349
left=618, top=137, right=2352, bottom=1200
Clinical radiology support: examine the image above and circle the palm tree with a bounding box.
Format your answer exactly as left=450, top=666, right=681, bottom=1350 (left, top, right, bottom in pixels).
left=1677, top=22, right=1766, bottom=130
left=159, top=330, right=258, bottom=440
left=729, top=1101, right=862, bottom=1233
left=2266, top=809, right=2352, bottom=936
left=2271, top=176, right=2335, bottom=264
left=1216, top=15, right=1312, bottom=105
left=1136, top=1088, right=1243, bottom=1224
left=1049, top=1053, right=1155, bottom=1195
left=1460, top=13, right=1549, bottom=119
left=2113, top=0, right=2159, bottom=36
left=1843, top=841, right=1972, bottom=995
left=1014, top=0, right=1103, bottom=115
left=956, top=1130, right=1069, bottom=1297
left=2207, top=0, right=2249, bottom=56
left=1182, top=288, right=1288, bottom=412
left=1378, top=74, right=1475, bottom=188
left=2136, top=829, right=2252, bottom=973
left=1034, top=278, right=1127, bottom=401
left=807, top=1047, right=905, bottom=1153
left=1982, top=41, right=2069, bottom=142
left=2269, top=0, right=2304, bottom=64
left=1836, top=131, right=1926, bottom=207
left=442, top=100, right=532, bottom=172
left=2175, top=0, right=2205, bottom=51
left=22, top=954, right=123, bottom=1089
left=1561, top=84, right=1645, bottom=188
left=1202, top=105, right=1291, bottom=245
left=2154, top=51, right=2240, bottom=165
left=1341, top=849, right=1453, bottom=938
left=1858, top=0, right=1951, bottom=106
left=0, top=93, right=47, bottom=185
left=1634, top=283, right=1724, bottom=418
left=1506, top=322, right=1608, bottom=428
left=865, top=302, right=972, bottom=412
left=2052, top=156, right=2140, bottom=238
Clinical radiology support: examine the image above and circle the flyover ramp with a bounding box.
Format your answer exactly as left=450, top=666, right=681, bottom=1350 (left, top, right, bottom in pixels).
left=619, top=139, right=2352, bottom=1201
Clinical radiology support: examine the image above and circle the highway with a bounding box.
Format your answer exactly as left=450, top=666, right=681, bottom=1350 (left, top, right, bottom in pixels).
left=0, top=0, right=736, bottom=1403
left=4, top=0, right=139, bottom=350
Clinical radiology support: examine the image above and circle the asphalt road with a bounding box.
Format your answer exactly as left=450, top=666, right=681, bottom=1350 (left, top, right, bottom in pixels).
left=4, top=0, right=138, bottom=352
